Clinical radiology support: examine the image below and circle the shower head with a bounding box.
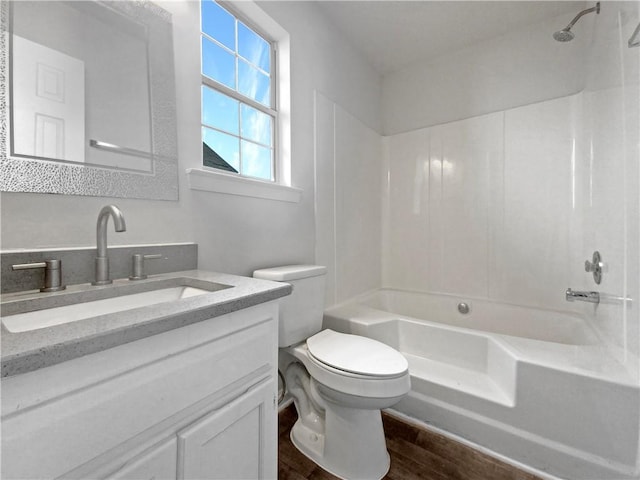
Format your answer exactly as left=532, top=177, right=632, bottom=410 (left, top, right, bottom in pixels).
left=553, top=29, right=575, bottom=42
left=553, top=2, right=600, bottom=42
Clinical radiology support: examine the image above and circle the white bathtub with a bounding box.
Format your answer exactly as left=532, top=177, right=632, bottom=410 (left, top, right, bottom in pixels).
left=323, top=289, right=640, bottom=480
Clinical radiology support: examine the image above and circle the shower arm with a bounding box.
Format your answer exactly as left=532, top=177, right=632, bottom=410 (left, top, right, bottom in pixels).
left=562, top=3, right=600, bottom=31
left=629, top=22, right=640, bottom=48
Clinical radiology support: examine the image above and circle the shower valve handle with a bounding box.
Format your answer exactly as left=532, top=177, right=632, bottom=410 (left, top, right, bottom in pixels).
left=584, top=251, right=604, bottom=285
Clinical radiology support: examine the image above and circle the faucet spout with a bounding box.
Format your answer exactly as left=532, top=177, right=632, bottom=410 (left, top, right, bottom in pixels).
left=93, top=205, right=126, bottom=285
left=565, top=288, right=600, bottom=304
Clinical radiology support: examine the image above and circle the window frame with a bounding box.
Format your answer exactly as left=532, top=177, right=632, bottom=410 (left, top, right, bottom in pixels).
left=200, top=0, right=278, bottom=182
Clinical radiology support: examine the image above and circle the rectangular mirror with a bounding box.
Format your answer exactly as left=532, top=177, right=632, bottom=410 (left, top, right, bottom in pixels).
left=0, top=1, right=179, bottom=200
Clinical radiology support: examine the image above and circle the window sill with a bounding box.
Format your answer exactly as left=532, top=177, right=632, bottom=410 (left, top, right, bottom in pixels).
left=186, top=168, right=302, bottom=203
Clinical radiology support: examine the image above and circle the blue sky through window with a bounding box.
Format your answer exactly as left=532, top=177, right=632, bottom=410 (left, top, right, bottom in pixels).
left=201, top=37, right=235, bottom=89
left=201, top=0, right=234, bottom=49
left=241, top=141, right=272, bottom=180
left=238, top=22, right=270, bottom=73
left=202, top=86, right=238, bottom=134
left=238, top=60, right=270, bottom=107
left=241, top=104, right=271, bottom=146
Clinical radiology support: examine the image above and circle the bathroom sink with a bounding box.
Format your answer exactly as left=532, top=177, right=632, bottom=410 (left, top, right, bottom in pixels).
left=1, top=278, right=231, bottom=334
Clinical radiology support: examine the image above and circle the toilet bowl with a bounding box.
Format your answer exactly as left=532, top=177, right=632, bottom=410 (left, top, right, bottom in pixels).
left=252, top=265, right=410, bottom=480
left=284, top=329, right=410, bottom=480
left=291, top=329, right=410, bottom=400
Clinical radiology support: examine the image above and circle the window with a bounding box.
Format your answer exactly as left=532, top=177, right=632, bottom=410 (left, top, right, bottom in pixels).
left=200, top=0, right=275, bottom=181
left=189, top=1, right=298, bottom=202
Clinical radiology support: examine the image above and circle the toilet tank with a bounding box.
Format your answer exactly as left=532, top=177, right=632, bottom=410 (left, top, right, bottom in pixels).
left=253, top=265, right=327, bottom=347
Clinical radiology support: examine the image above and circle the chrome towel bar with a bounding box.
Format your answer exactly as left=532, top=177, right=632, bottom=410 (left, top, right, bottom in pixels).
left=90, top=139, right=153, bottom=159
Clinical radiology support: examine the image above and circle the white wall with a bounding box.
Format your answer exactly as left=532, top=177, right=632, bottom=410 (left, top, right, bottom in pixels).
left=380, top=7, right=591, bottom=310
left=1, top=1, right=382, bottom=282
left=382, top=95, right=582, bottom=311
left=382, top=9, right=591, bottom=135
left=315, top=92, right=382, bottom=306
left=257, top=2, right=381, bottom=134
left=254, top=2, right=384, bottom=304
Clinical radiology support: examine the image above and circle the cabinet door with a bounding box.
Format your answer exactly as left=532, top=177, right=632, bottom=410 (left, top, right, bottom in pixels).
left=177, top=380, right=276, bottom=480
left=107, top=437, right=177, bottom=480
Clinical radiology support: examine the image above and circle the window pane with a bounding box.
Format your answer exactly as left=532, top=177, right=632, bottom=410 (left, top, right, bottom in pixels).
left=238, top=60, right=271, bottom=107
left=238, top=22, right=270, bottom=73
left=202, top=86, right=238, bottom=135
left=241, top=141, right=272, bottom=180
left=241, top=104, right=272, bottom=146
left=202, top=37, right=235, bottom=89
left=201, top=0, right=235, bottom=50
left=203, top=127, right=239, bottom=172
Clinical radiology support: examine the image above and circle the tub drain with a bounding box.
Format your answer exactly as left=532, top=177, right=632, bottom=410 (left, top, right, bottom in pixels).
left=457, top=302, right=470, bottom=314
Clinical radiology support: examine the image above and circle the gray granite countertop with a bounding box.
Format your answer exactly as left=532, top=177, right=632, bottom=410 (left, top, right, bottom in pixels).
left=1, top=270, right=291, bottom=377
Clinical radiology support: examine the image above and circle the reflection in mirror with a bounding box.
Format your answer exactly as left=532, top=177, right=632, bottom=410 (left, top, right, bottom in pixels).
left=11, top=1, right=152, bottom=172
left=0, top=1, right=178, bottom=200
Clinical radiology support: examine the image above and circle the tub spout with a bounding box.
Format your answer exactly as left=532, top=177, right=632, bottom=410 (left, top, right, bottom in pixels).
left=566, top=288, right=599, bottom=304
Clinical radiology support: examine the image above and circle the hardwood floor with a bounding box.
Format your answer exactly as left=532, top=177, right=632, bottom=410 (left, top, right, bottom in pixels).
left=278, top=405, right=543, bottom=480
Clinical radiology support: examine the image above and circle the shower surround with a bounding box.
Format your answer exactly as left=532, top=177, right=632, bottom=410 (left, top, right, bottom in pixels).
left=374, top=85, right=639, bottom=477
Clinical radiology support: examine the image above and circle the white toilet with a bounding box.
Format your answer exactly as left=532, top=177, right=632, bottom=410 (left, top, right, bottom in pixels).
left=253, top=265, right=410, bottom=480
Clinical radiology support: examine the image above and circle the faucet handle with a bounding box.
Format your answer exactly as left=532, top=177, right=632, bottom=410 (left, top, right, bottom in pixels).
left=584, top=251, right=604, bottom=284
left=12, top=259, right=66, bottom=292
left=129, top=254, right=162, bottom=281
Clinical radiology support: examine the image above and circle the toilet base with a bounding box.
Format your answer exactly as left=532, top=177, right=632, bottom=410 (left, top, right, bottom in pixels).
left=290, top=402, right=391, bottom=480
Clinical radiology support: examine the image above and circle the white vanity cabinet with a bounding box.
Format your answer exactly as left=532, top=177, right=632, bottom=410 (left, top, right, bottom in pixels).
left=178, top=379, right=274, bottom=480
left=1, top=301, right=279, bottom=480
left=108, top=437, right=178, bottom=480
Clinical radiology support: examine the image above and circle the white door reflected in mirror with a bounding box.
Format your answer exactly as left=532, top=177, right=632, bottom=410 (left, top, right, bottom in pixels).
left=12, top=35, right=85, bottom=163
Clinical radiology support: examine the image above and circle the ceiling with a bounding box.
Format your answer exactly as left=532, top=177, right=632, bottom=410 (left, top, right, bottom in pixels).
left=315, top=1, right=586, bottom=75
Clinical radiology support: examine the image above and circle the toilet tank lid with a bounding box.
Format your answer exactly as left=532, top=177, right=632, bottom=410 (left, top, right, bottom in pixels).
left=253, top=265, right=326, bottom=281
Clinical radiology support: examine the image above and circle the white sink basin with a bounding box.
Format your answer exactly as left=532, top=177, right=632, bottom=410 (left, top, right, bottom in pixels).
left=3, top=285, right=212, bottom=333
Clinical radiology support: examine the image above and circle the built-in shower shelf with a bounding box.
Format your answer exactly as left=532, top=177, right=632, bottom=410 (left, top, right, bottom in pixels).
left=402, top=353, right=515, bottom=407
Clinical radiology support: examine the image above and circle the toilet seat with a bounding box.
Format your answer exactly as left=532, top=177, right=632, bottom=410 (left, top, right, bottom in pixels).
left=306, top=329, right=408, bottom=378
left=288, top=333, right=411, bottom=399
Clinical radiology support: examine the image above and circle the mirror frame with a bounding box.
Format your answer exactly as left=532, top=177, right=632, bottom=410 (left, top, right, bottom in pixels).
left=0, top=0, right=179, bottom=201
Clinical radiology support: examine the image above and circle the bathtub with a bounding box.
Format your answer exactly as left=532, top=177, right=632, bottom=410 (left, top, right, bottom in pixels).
left=323, top=289, right=640, bottom=480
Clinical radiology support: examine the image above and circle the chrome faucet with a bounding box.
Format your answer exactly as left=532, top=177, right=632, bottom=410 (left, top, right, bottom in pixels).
left=92, top=205, right=127, bottom=285
left=565, top=288, right=600, bottom=304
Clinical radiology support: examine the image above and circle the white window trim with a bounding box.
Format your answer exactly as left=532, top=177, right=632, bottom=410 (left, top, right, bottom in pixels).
left=186, top=167, right=301, bottom=202
left=190, top=1, right=295, bottom=201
